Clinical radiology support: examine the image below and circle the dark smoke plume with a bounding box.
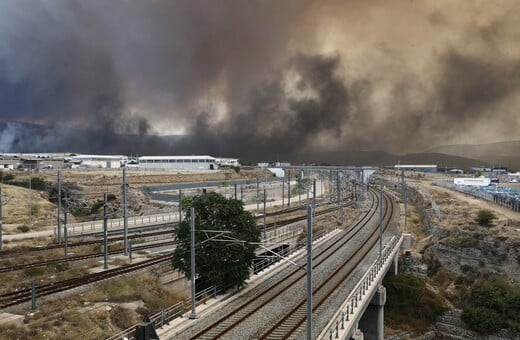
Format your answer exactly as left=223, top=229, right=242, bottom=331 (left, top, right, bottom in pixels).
left=178, top=54, right=350, bottom=160
left=1, top=1, right=520, bottom=162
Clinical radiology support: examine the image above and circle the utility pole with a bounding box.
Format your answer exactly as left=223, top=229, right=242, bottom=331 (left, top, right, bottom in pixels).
left=329, top=169, right=333, bottom=201
left=189, top=207, right=198, bottom=319
left=179, top=189, right=183, bottom=225
left=401, top=169, right=407, bottom=229
left=63, top=193, right=68, bottom=258
left=306, top=204, right=313, bottom=340
left=0, top=186, right=3, bottom=250
left=256, top=178, right=260, bottom=211
left=288, top=172, right=291, bottom=207
left=379, top=182, right=383, bottom=258
left=359, top=170, right=364, bottom=203
left=103, top=193, right=108, bottom=270
left=28, top=169, right=32, bottom=230
left=263, top=189, right=267, bottom=240
left=282, top=177, right=285, bottom=208
left=57, top=170, right=62, bottom=244
left=312, top=179, right=316, bottom=217
left=336, top=171, right=340, bottom=204
left=122, top=167, right=128, bottom=256
left=234, top=184, right=237, bottom=200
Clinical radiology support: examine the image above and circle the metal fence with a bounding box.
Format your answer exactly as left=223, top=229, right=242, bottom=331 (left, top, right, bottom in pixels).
left=433, top=180, right=520, bottom=213
left=107, top=285, right=218, bottom=340
left=54, top=212, right=179, bottom=237
left=321, top=234, right=403, bottom=340
left=416, top=186, right=443, bottom=221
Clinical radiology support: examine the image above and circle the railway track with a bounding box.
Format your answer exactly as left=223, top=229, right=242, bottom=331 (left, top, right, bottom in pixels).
left=0, top=254, right=173, bottom=309
left=0, top=239, right=178, bottom=274
left=0, top=199, right=350, bottom=308
left=0, top=201, right=346, bottom=273
left=0, top=229, right=175, bottom=256
left=259, top=193, right=395, bottom=339
left=0, top=200, right=332, bottom=257
left=261, top=200, right=352, bottom=231
left=184, top=189, right=387, bottom=339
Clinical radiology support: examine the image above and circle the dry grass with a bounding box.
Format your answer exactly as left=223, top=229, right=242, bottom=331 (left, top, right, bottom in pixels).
left=1, top=272, right=183, bottom=340
left=1, top=184, right=57, bottom=229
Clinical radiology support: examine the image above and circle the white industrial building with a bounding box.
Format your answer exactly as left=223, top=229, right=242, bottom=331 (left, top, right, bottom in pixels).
left=394, top=164, right=437, bottom=173
left=68, top=155, right=128, bottom=169
left=454, top=177, right=491, bottom=186
left=138, top=155, right=240, bottom=171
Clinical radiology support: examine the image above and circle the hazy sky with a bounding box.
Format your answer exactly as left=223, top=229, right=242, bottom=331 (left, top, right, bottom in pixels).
left=1, top=0, right=520, bottom=158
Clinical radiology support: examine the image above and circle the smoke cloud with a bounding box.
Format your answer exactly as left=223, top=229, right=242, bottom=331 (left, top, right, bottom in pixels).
left=1, top=1, right=520, bottom=161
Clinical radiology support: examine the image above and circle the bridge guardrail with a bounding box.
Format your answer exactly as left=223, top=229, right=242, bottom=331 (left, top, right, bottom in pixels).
left=319, top=233, right=403, bottom=340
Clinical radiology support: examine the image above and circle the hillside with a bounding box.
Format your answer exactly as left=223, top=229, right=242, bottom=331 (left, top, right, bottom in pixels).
left=429, top=140, right=520, bottom=170
left=295, top=149, right=490, bottom=169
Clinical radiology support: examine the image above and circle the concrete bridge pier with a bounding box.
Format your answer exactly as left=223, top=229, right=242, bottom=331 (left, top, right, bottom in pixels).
left=358, top=286, right=386, bottom=340
left=351, top=328, right=364, bottom=340
left=392, top=253, right=399, bottom=275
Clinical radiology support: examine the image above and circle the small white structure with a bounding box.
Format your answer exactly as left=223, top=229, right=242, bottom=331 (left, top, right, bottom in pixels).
left=69, top=155, right=128, bottom=169
left=394, top=164, right=437, bottom=173
left=215, top=157, right=240, bottom=167
left=267, top=168, right=285, bottom=177
left=454, top=177, right=491, bottom=186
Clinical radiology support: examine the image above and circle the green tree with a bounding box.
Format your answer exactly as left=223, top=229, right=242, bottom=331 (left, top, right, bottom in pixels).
left=476, top=209, right=497, bottom=226
left=292, top=178, right=311, bottom=196
left=172, top=192, right=260, bottom=290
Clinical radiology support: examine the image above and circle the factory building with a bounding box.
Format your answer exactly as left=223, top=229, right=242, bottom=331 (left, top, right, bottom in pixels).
left=138, top=155, right=240, bottom=171
left=394, top=164, right=438, bottom=173
left=138, top=155, right=217, bottom=170
left=68, top=155, right=128, bottom=169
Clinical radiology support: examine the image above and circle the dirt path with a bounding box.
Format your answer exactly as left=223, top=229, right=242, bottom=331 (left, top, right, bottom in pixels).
left=419, top=181, right=520, bottom=221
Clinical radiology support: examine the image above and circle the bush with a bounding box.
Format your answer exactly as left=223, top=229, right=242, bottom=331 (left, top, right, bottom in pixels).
left=22, top=266, right=45, bottom=277
left=384, top=274, right=447, bottom=332
left=30, top=203, right=40, bottom=216
left=462, top=306, right=502, bottom=333
left=476, top=210, right=497, bottom=226
left=17, top=225, right=30, bottom=233
left=30, top=177, right=47, bottom=191
left=0, top=171, right=14, bottom=181
left=462, top=276, right=520, bottom=333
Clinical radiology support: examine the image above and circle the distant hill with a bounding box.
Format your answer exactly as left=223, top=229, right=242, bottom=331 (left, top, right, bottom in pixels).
left=428, top=141, right=520, bottom=170
left=292, top=150, right=489, bottom=169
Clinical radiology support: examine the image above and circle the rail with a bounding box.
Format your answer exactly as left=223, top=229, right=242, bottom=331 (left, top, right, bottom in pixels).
left=320, top=233, right=403, bottom=340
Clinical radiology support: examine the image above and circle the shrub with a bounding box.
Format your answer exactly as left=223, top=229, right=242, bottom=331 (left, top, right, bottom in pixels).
left=384, top=274, right=447, bottom=332
left=0, top=171, right=14, bottom=181
left=476, top=209, right=497, bottom=226
left=462, top=306, right=502, bottom=334
left=462, top=276, right=520, bottom=333
left=30, top=177, right=47, bottom=191
left=22, top=266, right=45, bottom=277
left=30, top=203, right=40, bottom=216
left=17, top=225, right=30, bottom=233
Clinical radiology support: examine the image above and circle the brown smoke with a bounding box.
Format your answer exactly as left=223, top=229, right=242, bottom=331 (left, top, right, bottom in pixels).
left=1, top=1, right=520, bottom=159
